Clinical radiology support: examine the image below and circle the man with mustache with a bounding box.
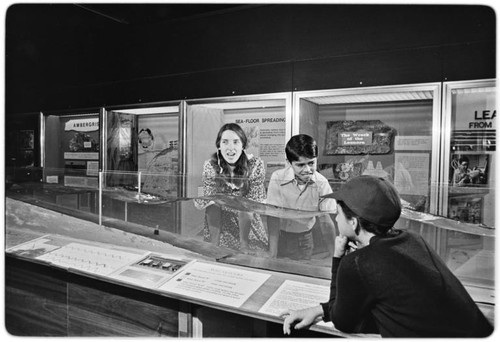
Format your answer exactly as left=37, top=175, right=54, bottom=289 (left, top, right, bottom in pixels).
left=266, top=134, right=336, bottom=260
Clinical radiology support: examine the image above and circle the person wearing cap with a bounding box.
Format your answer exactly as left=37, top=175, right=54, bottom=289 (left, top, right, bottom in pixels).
left=266, top=134, right=336, bottom=260
left=281, top=175, right=493, bottom=337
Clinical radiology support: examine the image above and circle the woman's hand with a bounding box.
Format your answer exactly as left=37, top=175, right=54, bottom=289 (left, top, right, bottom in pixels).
left=280, top=306, right=324, bottom=335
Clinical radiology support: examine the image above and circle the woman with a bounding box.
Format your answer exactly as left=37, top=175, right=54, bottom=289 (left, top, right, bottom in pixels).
left=194, top=123, right=268, bottom=252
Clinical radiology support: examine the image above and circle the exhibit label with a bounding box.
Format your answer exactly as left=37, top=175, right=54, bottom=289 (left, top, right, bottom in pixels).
left=159, top=261, right=270, bottom=308
left=338, top=131, right=372, bottom=146
left=64, top=118, right=99, bottom=132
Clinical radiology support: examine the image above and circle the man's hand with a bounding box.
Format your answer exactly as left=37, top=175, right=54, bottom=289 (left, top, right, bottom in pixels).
left=334, top=235, right=349, bottom=258
left=280, top=305, right=324, bottom=335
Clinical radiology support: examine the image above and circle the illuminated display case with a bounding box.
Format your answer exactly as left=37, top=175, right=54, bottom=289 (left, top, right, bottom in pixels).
left=438, top=80, right=496, bottom=291
left=293, top=83, right=441, bottom=213
left=292, top=82, right=494, bottom=294
left=43, top=111, right=100, bottom=190
left=102, top=103, right=182, bottom=232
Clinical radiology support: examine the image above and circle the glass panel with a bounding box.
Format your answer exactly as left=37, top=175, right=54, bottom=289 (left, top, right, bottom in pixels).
left=447, top=85, right=496, bottom=228
left=401, top=217, right=494, bottom=290
left=5, top=165, right=493, bottom=296
left=183, top=96, right=290, bottom=257
left=441, top=81, right=496, bottom=294
left=44, top=113, right=100, bottom=190
left=5, top=88, right=493, bottom=302
left=185, top=97, right=289, bottom=199
left=298, top=89, right=435, bottom=213
left=99, top=170, right=182, bottom=233
left=105, top=106, right=180, bottom=194
left=6, top=167, right=99, bottom=215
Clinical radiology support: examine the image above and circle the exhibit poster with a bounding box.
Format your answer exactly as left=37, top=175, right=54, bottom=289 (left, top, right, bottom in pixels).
left=159, top=261, right=271, bottom=308
left=394, top=135, right=432, bottom=151
left=137, top=115, right=179, bottom=196
left=59, top=115, right=100, bottom=187
left=225, top=111, right=287, bottom=179
left=393, top=153, right=430, bottom=196
left=18, top=130, right=34, bottom=149
left=451, top=89, right=496, bottom=152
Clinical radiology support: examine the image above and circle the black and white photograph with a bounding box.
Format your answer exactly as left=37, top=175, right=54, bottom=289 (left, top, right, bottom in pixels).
left=3, top=1, right=496, bottom=339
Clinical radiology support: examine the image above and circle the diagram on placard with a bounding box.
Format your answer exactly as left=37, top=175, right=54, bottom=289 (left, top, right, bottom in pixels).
left=35, top=242, right=147, bottom=276
left=6, top=236, right=195, bottom=289
left=109, top=254, right=195, bottom=288
left=6, top=235, right=60, bottom=258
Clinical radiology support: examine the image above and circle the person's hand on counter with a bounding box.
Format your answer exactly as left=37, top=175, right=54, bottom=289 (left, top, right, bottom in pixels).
left=280, top=305, right=324, bottom=335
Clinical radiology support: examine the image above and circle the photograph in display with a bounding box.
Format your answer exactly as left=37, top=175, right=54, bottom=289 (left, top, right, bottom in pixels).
left=18, top=130, right=34, bottom=149
left=448, top=196, right=483, bottom=224
left=109, top=254, right=194, bottom=288
left=137, top=116, right=179, bottom=197
left=450, top=154, right=489, bottom=187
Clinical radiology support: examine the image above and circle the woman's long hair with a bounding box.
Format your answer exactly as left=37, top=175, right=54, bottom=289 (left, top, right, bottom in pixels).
left=210, top=123, right=251, bottom=193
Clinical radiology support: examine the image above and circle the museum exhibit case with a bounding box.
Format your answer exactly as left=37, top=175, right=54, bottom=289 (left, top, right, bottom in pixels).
left=292, top=81, right=495, bottom=305
left=100, top=104, right=182, bottom=232
left=19, top=111, right=102, bottom=215
left=5, top=83, right=495, bottom=336
left=438, top=79, right=496, bottom=292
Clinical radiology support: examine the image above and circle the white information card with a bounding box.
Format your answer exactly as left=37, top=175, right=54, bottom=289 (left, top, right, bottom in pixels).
left=259, top=280, right=330, bottom=316
left=159, top=261, right=271, bottom=308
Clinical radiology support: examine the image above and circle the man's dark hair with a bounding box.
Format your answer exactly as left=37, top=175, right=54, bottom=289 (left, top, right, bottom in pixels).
left=337, top=200, right=394, bottom=236
left=285, top=134, right=318, bottom=162
left=459, top=156, right=470, bottom=165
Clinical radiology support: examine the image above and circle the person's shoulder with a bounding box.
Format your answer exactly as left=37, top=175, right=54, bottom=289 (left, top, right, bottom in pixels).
left=313, top=171, right=333, bottom=188
left=203, top=159, right=215, bottom=167
left=203, top=159, right=218, bottom=173
left=269, top=166, right=290, bottom=179
left=313, top=170, right=329, bottom=182
left=248, top=155, right=263, bottom=164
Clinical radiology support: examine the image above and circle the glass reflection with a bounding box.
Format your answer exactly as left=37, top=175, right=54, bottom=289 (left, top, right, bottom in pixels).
left=5, top=166, right=494, bottom=289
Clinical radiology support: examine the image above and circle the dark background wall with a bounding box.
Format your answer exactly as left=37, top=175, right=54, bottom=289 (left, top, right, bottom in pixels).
left=5, top=3, right=496, bottom=114
left=4, top=3, right=496, bottom=170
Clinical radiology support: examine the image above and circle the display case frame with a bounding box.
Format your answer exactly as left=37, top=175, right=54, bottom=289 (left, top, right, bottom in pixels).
left=292, top=83, right=442, bottom=214
left=182, top=92, right=293, bottom=195
left=440, top=79, right=496, bottom=227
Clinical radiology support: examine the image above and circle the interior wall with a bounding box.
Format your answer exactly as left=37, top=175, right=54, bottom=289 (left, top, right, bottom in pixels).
left=5, top=4, right=496, bottom=114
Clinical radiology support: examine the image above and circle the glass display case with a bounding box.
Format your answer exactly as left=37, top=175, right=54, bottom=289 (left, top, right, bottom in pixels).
left=38, top=111, right=100, bottom=213
left=437, top=79, right=496, bottom=293
left=5, top=84, right=494, bottom=311
left=291, top=82, right=494, bottom=295
left=182, top=93, right=292, bottom=251
left=441, top=79, right=496, bottom=228
left=102, top=104, right=182, bottom=231
left=293, top=83, right=442, bottom=214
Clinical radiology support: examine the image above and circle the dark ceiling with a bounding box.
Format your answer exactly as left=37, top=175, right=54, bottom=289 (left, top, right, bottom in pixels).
left=5, top=3, right=257, bottom=113
left=73, top=3, right=249, bottom=26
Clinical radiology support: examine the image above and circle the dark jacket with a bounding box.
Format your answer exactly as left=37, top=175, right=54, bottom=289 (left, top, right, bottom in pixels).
left=321, top=230, right=493, bottom=337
